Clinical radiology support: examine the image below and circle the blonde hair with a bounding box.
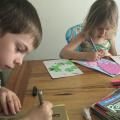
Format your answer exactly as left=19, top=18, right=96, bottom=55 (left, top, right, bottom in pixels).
left=83, top=0, right=118, bottom=38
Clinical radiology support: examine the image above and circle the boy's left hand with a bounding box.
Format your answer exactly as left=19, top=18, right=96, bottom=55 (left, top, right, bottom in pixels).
left=0, top=87, right=21, bottom=115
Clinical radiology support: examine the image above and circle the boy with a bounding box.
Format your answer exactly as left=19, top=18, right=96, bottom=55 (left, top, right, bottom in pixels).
left=0, top=0, right=52, bottom=120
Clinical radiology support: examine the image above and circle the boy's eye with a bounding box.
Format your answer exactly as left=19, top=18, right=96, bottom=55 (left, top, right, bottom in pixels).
left=15, top=42, right=28, bottom=53
left=16, top=46, right=25, bottom=53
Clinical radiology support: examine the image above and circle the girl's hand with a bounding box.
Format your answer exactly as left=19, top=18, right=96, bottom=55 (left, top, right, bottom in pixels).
left=99, top=50, right=112, bottom=58
left=22, top=101, right=53, bottom=120
left=0, top=87, right=21, bottom=115
left=85, top=51, right=104, bottom=61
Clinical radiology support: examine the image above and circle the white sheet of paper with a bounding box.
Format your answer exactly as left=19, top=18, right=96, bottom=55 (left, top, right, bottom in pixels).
left=110, top=56, right=120, bottom=65
left=43, top=59, right=83, bottom=78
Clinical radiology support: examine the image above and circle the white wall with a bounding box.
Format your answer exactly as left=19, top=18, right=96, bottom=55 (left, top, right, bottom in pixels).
left=26, top=0, right=120, bottom=60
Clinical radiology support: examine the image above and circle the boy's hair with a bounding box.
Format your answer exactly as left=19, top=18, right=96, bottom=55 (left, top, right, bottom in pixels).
left=0, top=0, right=42, bottom=48
left=83, top=0, right=118, bottom=38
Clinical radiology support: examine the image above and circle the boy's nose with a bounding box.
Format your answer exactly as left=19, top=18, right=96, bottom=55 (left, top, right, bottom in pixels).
left=14, top=55, right=23, bottom=66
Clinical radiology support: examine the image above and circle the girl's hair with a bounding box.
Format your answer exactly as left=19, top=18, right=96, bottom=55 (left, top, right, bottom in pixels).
left=83, top=0, right=118, bottom=38
left=0, top=0, right=42, bottom=48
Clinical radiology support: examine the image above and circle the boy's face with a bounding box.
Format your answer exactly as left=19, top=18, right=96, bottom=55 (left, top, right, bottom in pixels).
left=0, top=33, right=34, bottom=69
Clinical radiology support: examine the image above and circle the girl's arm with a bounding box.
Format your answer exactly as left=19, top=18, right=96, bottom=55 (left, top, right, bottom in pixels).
left=59, top=33, right=101, bottom=61
left=109, top=36, right=117, bottom=56
left=59, top=33, right=86, bottom=60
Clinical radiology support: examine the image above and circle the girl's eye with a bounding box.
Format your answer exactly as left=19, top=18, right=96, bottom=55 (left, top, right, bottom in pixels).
left=98, top=28, right=103, bottom=31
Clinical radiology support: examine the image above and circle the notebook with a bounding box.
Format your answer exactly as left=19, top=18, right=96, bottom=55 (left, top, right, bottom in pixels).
left=73, top=58, right=120, bottom=77
left=53, top=105, right=69, bottom=120
left=43, top=59, right=83, bottom=78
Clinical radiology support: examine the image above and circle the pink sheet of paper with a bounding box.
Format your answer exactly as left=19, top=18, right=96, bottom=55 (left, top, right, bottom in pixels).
left=98, top=59, right=120, bottom=75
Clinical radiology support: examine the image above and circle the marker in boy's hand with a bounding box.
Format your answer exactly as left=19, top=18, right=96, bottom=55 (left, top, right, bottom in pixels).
left=30, top=87, right=53, bottom=119
left=32, top=86, right=44, bottom=105
left=37, top=90, right=43, bottom=105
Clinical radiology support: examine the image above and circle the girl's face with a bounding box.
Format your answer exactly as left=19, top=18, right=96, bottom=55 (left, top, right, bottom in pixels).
left=0, top=33, right=34, bottom=69
left=95, top=23, right=113, bottom=39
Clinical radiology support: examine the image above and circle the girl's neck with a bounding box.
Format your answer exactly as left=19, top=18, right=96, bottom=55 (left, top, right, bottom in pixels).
left=91, top=36, right=105, bottom=44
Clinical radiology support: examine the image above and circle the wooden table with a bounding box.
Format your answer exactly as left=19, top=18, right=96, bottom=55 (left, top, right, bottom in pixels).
left=6, top=60, right=119, bottom=120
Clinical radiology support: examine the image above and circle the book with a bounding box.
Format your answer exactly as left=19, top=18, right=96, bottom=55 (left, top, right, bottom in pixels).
left=43, top=59, right=83, bottom=78
left=73, top=58, right=120, bottom=77
left=90, top=89, right=120, bottom=120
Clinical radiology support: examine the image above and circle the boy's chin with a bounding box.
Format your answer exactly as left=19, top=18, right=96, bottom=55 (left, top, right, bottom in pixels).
left=0, top=65, right=13, bottom=70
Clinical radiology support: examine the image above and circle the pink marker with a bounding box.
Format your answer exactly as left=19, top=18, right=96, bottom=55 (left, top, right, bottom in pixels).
left=111, top=79, right=120, bottom=86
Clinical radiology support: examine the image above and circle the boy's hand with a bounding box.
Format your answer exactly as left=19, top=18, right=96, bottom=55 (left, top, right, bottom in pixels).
left=0, top=87, right=21, bottom=115
left=22, top=101, right=53, bottom=120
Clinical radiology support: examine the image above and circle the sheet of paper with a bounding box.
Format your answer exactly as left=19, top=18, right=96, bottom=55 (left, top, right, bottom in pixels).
left=43, top=59, right=83, bottom=78
left=110, top=56, right=120, bottom=65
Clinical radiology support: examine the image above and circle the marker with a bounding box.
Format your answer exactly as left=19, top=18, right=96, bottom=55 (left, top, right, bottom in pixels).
left=82, top=108, right=92, bottom=120
left=111, top=79, right=120, bottom=86
left=32, top=86, right=38, bottom=96
left=37, top=90, right=43, bottom=105
left=0, top=79, right=1, bottom=88
left=89, top=37, right=97, bottom=52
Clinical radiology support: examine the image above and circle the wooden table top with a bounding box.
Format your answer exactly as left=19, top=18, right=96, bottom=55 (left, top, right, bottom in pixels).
left=6, top=60, right=119, bottom=120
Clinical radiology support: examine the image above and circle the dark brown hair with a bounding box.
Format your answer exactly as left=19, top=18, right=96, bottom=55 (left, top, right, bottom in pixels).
left=0, top=0, right=42, bottom=48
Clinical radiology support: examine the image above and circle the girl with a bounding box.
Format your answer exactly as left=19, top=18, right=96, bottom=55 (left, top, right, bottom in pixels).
left=0, top=0, right=52, bottom=120
left=60, top=0, right=118, bottom=61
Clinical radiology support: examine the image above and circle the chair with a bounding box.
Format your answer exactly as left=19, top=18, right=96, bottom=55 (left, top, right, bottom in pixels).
left=65, top=23, right=84, bottom=51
